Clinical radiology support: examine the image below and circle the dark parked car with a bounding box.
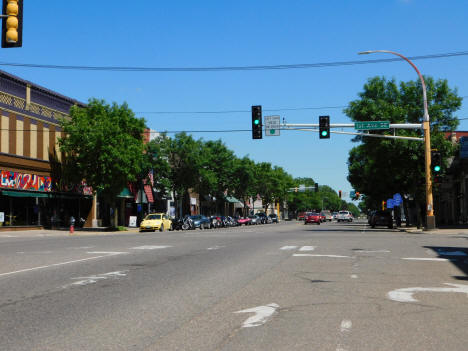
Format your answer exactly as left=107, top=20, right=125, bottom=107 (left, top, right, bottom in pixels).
left=189, top=215, right=211, bottom=229
left=256, top=212, right=269, bottom=224
left=248, top=215, right=260, bottom=225
left=369, top=210, right=393, bottom=229
left=269, top=213, right=278, bottom=223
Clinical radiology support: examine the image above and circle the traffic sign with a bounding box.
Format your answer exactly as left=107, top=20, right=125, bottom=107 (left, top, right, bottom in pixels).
left=265, top=115, right=280, bottom=136
left=393, top=193, right=402, bottom=206
left=387, top=199, right=395, bottom=209
left=355, top=121, right=390, bottom=130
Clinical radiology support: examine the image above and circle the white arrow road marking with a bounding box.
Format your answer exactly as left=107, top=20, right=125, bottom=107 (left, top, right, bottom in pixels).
left=131, top=245, right=172, bottom=250
left=280, top=246, right=298, bottom=250
left=388, top=283, right=468, bottom=303
left=402, top=257, right=452, bottom=262
left=293, top=254, right=352, bottom=258
left=63, top=270, right=129, bottom=288
left=234, top=303, right=279, bottom=328
left=299, top=246, right=316, bottom=251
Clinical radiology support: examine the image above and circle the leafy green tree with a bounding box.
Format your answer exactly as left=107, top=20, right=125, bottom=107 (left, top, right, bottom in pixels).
left=59, top=98, right=146, bottom=203
left=143, top=135, right=172, bottom=198
left=231, top=156, right=257, bottom=215
left=345, top=76, right=461, bottom=212
left=160, top=132, right=203, bottom=216
left=197, top=139, right=236, bottom=210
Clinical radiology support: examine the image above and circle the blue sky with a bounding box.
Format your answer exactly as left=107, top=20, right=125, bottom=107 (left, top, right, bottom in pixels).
left=3, top=0, right=468, bottom=201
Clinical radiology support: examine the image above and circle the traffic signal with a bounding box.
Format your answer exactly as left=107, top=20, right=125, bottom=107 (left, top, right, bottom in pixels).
left=338, top=190, right=342, bottom=198
left=355, top=192, right=360, bottom=199
left=314, top=183, right=319, bottom=192
left=431, top=151, right=441, bottom=173
left=1, top=0, right=23, bottom=48
left=319, top=115, right=330, bottom=139
left=251, top=105, right=262, bottom=139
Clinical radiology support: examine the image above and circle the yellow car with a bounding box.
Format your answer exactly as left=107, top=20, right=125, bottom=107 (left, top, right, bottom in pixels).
left=139, top=213, right=173, bottom=232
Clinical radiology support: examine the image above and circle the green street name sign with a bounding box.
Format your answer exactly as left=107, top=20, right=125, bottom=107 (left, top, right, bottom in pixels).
left=354, top=121, right=390, bottom=130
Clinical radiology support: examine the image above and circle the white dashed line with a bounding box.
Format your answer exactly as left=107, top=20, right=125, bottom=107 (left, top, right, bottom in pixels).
left=340, top=320, right=352, bottom=332
left=280, top=246, right=298, bottom=250
left=131, top=246, right=172, bottom=250
left=293, top=254, right=352, bottom=258
left=402, top=257, right=451, bottom=262
left=299, top=246, right=316, bottom=251
left=351, top=274, right=358, bottom=279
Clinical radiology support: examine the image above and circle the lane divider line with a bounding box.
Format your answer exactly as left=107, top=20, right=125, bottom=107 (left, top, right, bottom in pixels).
left=0, top=252, right=126, bottom=278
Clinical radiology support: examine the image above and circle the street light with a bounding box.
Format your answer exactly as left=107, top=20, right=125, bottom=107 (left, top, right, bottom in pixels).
left=358, top=50, right=435, bottom=229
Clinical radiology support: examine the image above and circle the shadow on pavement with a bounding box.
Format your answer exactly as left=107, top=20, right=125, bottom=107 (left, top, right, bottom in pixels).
left=424, top=246, right=468, bottom=280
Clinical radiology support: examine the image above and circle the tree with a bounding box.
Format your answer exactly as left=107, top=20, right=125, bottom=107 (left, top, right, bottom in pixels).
left=59, top=98, right=146, bottom=203
left=231, top=156, right=257, bottom=215
left=160, top=132, right=203, bottom=216
left=143, top=135, right=172, bottom=199
left=345, top=76, right=461, bottom=213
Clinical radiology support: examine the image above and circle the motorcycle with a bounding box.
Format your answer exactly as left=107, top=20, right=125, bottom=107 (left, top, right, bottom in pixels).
left=181, top=216, right=195, bottom=230
left=171, top=217, right=185, bottom=231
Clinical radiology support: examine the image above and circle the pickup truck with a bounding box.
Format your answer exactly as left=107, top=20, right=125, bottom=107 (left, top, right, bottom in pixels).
left=337, top=210, right=353, bottom=222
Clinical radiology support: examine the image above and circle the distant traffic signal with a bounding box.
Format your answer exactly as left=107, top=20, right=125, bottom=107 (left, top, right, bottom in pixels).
left=338, top=190, right=342, bottom=198
left=355, top=192, right=360, bottom=199
left=2, top=0, right=22, bottom=48
left=319, top=115, right=330, bottom=139
left=314, top=183, right=319, bottom=192
left=251, top=105, right=262, bottom=139
left=431, top=151, right=441, bottom=173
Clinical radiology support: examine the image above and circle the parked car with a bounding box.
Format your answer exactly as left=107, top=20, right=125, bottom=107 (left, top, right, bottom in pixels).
left=189, top=215, right=211, bottom=229
left=321, top=210, right=333, bottom=222
left=140, top=213, right=173, bottom=232
left=332, top=212, right=338, bottom=220
left=256, top=212, right=269, bottom=224
left=337, top=210, right=353, bottom=222
left=236, top=216, right=251, bottom=225
left=269, top=213, right=279, bottom=223
left=367, top=210, right=376, bottom=224
left=297, top=212, right=307, bottom=221
left=304, top=212, right=321, bottom=225
left=369, top=210, right=393, bottom=229
left=319, top=213, right=326, bottom=222
left=248, top=215, right=260, bottom=225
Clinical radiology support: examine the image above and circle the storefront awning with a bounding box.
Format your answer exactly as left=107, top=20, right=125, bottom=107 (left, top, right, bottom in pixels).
left=224, top=196, right=241, bottom=203
left=118, top=187, right=134, bottom=199
left=1, top=190, right=50, bottom=198
left=144, top=185, right=154, bottom=203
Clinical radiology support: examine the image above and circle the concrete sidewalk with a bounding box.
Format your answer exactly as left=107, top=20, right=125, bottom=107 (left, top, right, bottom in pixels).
left=399, top=225, right=468, bottom=236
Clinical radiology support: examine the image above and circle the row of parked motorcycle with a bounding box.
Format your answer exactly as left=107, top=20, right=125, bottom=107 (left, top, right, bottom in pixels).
left=171, top=213, right=279, bottom=231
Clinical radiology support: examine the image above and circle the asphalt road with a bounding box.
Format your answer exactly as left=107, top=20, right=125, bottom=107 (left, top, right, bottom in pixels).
left=1, top=220, right=468, bottom=350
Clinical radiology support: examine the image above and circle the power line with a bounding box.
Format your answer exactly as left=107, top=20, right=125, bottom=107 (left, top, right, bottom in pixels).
left=136, top=96, right=468, bottom=115
left=135, top=105, right=348, bottom=115
left=0, top=51, right=467, bottom=72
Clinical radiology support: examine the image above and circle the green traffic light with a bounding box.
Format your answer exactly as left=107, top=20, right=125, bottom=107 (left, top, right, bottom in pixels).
left=321, top=130, right=328, bottom=137
left=254, top=119, right=260, bottom=125
left=434, top=165, right=441, bottom=172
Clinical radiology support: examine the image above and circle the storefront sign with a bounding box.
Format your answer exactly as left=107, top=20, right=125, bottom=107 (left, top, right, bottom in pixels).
left=0, top=170, right=52, bottom=192
left=129, top=216, right=137, bottom=227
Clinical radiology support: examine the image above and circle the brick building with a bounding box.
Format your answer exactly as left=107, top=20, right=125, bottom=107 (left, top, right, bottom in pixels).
left=0, top=70, right=93, bottom=229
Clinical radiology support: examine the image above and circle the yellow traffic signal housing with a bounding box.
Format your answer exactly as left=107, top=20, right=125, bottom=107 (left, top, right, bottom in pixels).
left=2, top=0, right=22, bottom=48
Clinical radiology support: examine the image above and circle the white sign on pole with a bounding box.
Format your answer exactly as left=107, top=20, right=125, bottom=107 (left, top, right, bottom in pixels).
left=129, top=216, right=137, bottom=227
left=264, top=115, right=280, bottom=136
left=0, top=212, right=4, bottom=222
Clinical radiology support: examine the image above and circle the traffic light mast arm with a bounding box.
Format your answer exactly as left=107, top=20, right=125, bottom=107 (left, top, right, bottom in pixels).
left=282, top=127, right=424, bottom=141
